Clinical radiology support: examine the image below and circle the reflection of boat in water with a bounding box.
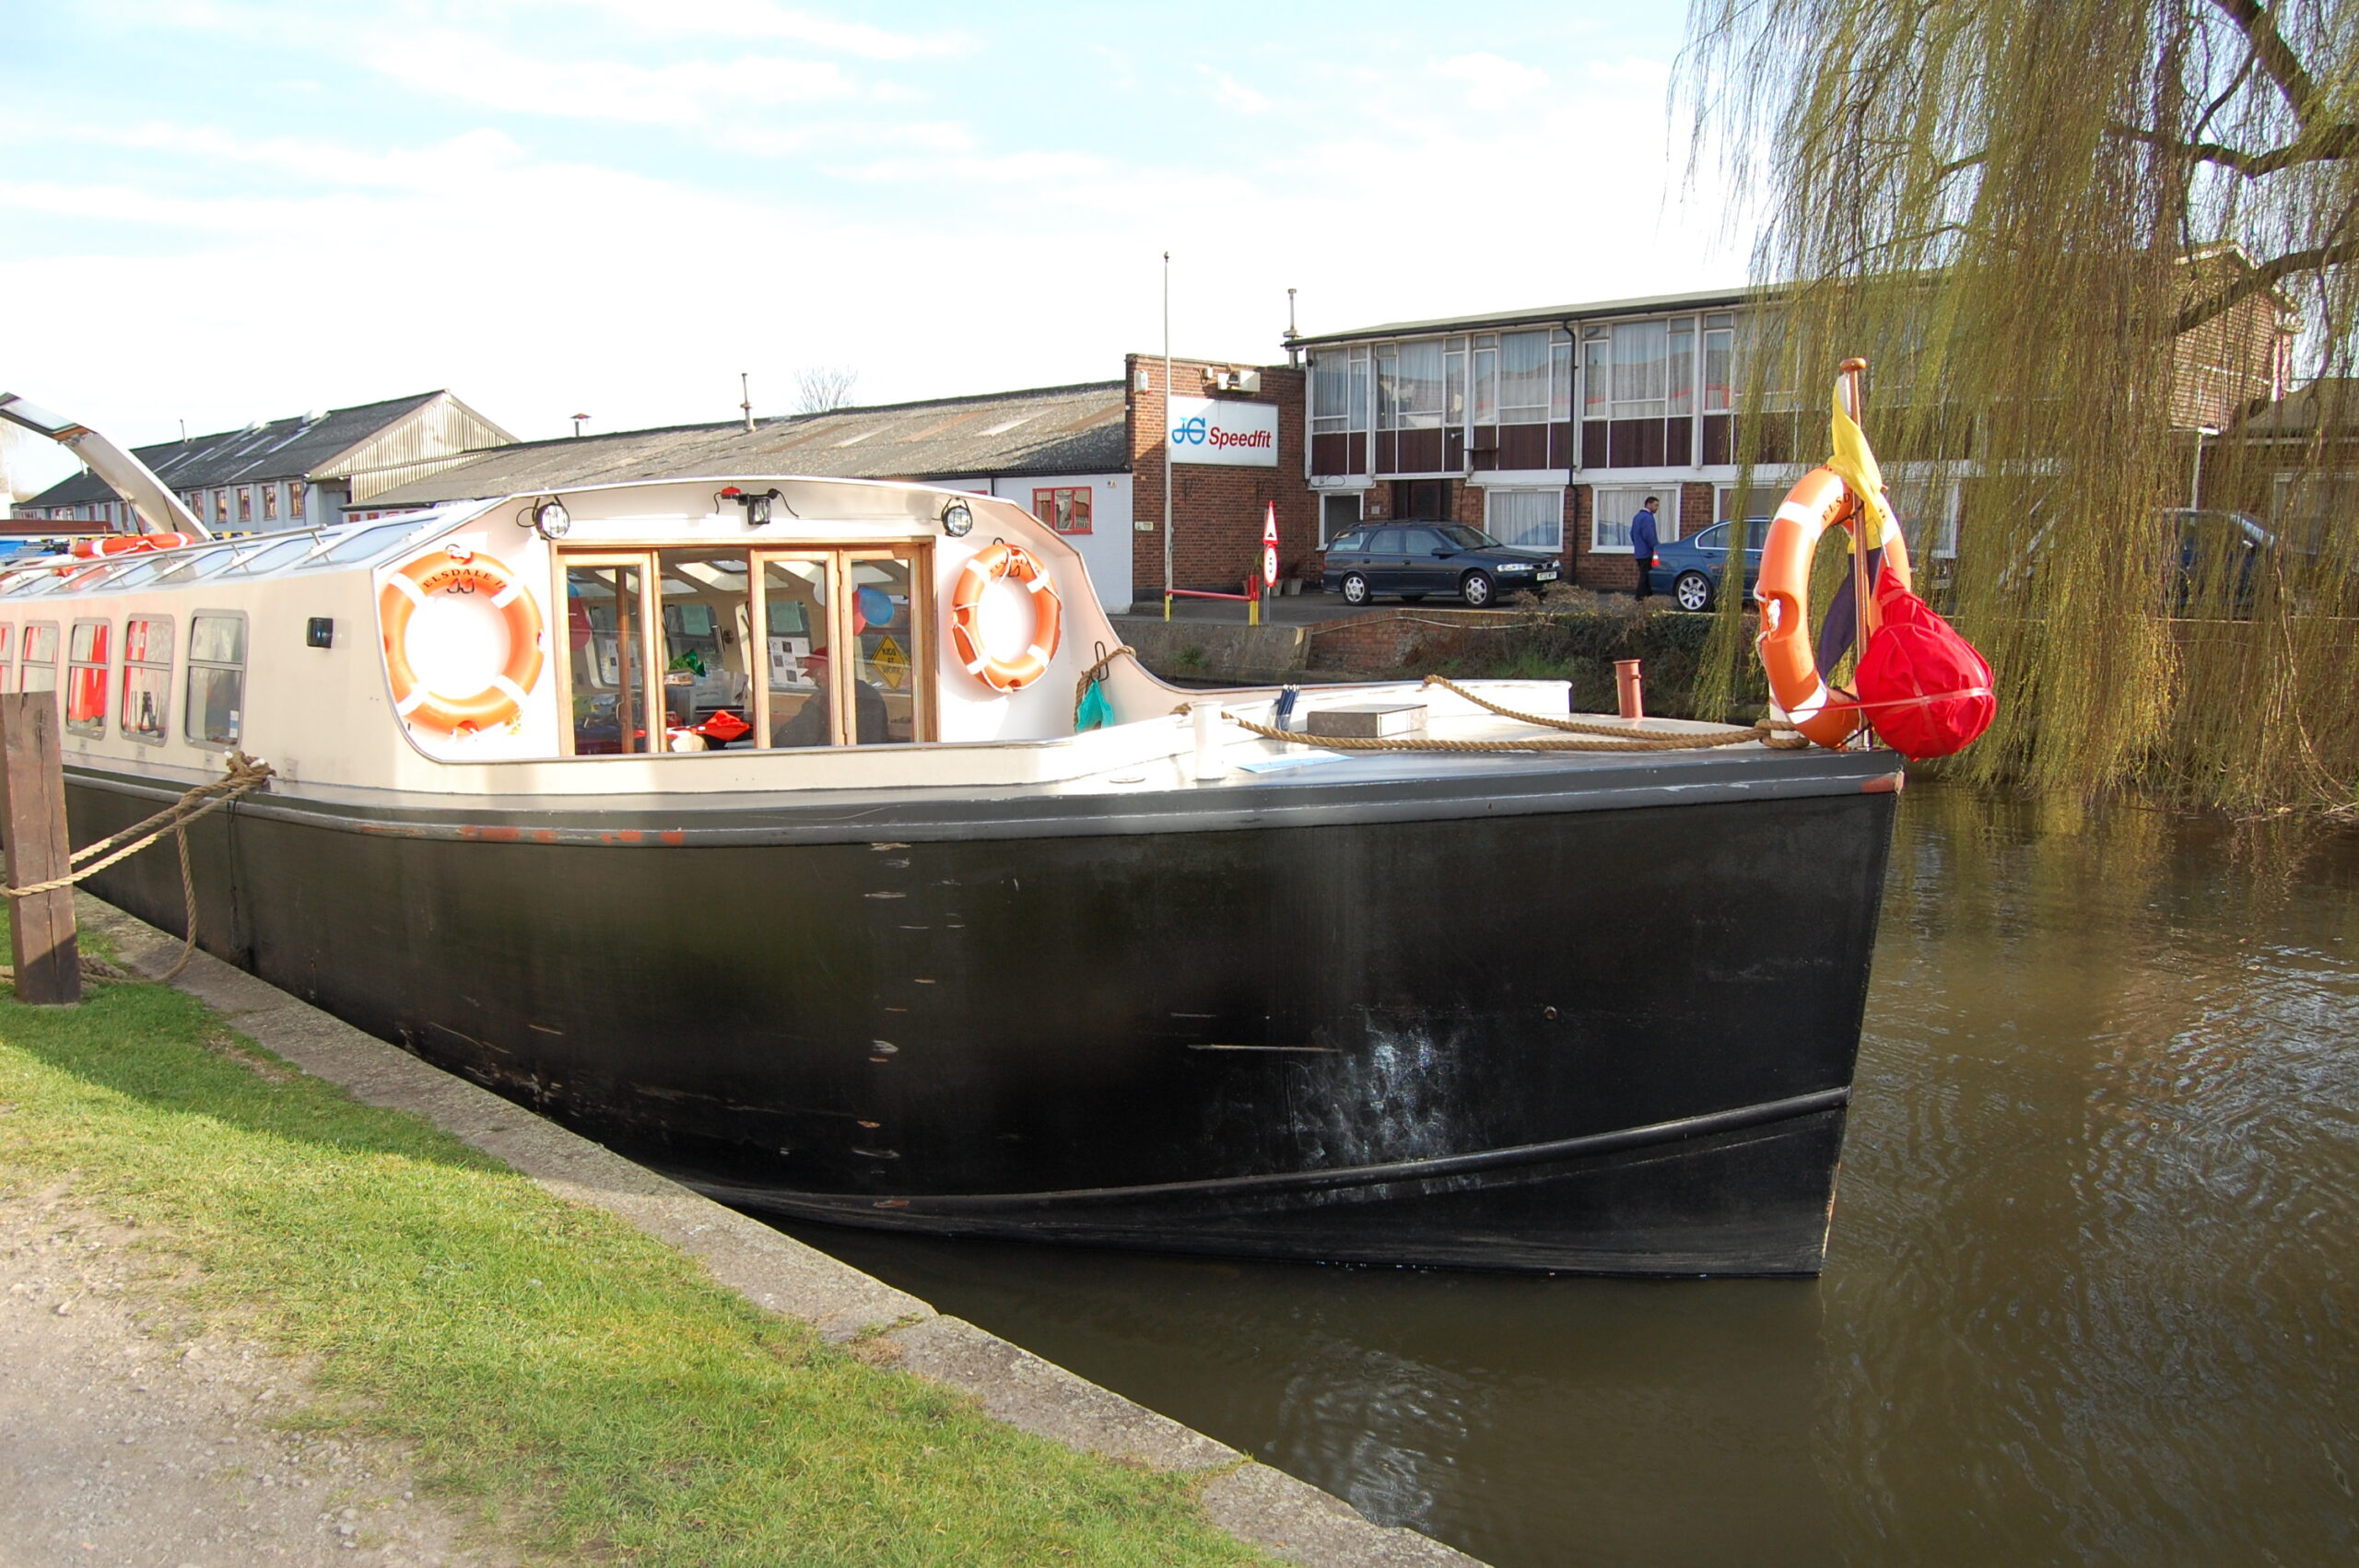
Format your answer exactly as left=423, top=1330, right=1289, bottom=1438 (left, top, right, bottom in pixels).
left=1, top=391, right=1898, bottom=1275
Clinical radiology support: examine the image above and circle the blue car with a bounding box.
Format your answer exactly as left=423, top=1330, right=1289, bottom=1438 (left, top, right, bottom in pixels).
left=1649, top=518, right=1768, bottom=612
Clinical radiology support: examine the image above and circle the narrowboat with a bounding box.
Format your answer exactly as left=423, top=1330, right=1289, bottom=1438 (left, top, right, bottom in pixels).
left=0, top=392, right=1898, bottom=1275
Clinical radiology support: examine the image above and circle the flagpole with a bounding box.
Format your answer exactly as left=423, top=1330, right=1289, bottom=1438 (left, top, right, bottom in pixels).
left=1163, top=251, right=1174, bottom=620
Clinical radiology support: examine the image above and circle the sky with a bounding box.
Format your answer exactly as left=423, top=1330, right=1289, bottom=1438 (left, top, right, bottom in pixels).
left=0, top=1, right=1751, bottom=497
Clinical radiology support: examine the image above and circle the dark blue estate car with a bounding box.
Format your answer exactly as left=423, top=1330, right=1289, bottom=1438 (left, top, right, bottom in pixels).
left=1320, top=522, right=1561, bottom=608
left=1649, top=518, right=1769, bottom=611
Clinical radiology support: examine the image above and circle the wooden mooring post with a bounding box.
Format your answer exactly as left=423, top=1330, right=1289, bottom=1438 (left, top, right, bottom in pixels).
left=0, top=693, right=79, bottom=1005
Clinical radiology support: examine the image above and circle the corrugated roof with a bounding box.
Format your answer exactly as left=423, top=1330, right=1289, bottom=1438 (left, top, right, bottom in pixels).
left=1286, top=283, right=1769, bottom=348
left=22, top=391, right=509, bottom=509
left=357, top=380, right=1129, bottom=510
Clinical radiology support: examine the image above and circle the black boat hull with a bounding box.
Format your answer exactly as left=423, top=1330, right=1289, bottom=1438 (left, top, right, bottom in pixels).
left=68, top=750, right=1896, bottom=1275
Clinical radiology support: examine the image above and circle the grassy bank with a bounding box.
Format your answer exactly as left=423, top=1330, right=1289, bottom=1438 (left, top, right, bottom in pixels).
left=0, top=955, right=1266, bottom=1566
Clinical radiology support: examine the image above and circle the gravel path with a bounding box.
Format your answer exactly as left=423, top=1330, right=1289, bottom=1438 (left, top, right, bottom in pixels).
left=0, top=1188, right=513, bottom=1568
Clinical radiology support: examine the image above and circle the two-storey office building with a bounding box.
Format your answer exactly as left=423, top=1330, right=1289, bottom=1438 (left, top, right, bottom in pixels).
left=1295, top=260, right=2294, bottom=594
left=1294, top=286, right=1760, bottom=591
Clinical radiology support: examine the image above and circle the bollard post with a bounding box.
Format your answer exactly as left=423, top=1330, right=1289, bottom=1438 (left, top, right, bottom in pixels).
left=0, top=693, right=79, bottom=1004
left=1614, top=659, right=1645, bottom=721
left=1164, top=592, right=1173, bottom=622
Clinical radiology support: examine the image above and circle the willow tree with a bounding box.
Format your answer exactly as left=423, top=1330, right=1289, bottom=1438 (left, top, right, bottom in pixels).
left=1679, top=0, right=2359, bottom=810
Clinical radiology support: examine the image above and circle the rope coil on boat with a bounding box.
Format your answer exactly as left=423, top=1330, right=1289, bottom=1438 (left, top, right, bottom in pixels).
left=1177, top=681, right=1806, bottom=755
left=3, top=752, right=276, bottom=984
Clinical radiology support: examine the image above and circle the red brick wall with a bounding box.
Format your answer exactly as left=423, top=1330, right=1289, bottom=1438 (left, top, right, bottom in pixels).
left=1129, top=355, right=1314, bottom=594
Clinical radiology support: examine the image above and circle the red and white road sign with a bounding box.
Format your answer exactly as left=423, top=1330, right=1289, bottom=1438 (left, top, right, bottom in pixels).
left=1262, top=502, right=1279, bottom=588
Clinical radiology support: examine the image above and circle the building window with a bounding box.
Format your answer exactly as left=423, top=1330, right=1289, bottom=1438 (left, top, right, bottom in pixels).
left=1499, top=330, right=1550, bottom=424
left=65, top=619, right=111, bottom=736
left=121, top=615, right=173, bottom=743
left=1612, top=321, right=1670, bottom=419
left=186, top=613, right=246, bottom=745
left=19, top=624, right=58, bottom=696
left=1485, top=487, right=1564, bottom=551
left=212, top=489, right=229, bottom=525
left=288, top=479, right=308, bottom=524
left=237, top=487, right=253, bottom=525
left=1473, top=335, right=1498, bottom=424
left=262, top=485, right=278, bottom=523
left=1592, top=486, right=1679, bottom=553
left=1703, top=313, right=1735, bottom=415
left=1320, top=491, right=1362, bottom=545
left=1889, top=477, right=1961, bottom=558
left=1032, top=486, right=1092, bottom=534
left=1311, top=352, right=1349, bottom=435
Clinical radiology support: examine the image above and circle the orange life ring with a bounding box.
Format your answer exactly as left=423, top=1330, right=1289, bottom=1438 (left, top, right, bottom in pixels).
left=948, top=543, right=1062, bottom=694
left=378, top=545, right=547, bottom=735
left=1755, top=466, right=1914, bottom=749
left=71, top=532, right=196, bottom=558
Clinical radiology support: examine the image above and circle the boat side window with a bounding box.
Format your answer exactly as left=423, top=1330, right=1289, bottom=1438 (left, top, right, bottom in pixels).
left=303, top=521, right=420, bottom=568
left=222, top=537, right=318, bottom=577
left=185, top=613, right=247, bottom=746
left=65, top=619, right=111, bottom=736
left=121, top=615, right=173, bottom=743
left=0, top=621, right=14, bottom=693
left=158, top=546, right=241, bottom=584
left=20, top=624, right=58, bottom=695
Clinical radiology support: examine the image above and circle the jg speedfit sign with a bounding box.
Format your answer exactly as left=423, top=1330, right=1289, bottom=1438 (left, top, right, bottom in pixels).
left=1166, top=395, right=1278, bottom=467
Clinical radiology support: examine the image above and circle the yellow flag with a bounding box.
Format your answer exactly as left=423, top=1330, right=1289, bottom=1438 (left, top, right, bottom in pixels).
left=1827, top=384, right=1893, bottom=553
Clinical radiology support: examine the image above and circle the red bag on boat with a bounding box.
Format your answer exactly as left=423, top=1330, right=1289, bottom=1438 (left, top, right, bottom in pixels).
left=1856, top=572, right=1996, bottom=760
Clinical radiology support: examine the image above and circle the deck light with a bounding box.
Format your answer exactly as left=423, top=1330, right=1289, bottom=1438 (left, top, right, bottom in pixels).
left=723, top=486, right=783, bottom=526
left=530, top=497, right=572, bottom=540
left=941, top=501, right=974, bottom=538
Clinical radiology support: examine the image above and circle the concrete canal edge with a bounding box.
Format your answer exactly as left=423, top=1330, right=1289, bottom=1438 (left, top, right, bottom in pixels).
left=75, top=892, right=1486, bottom=1568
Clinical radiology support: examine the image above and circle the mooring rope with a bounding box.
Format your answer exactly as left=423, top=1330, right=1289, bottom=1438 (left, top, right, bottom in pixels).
left=3, top=751, right=275, bottom=985
left=1179, top=680, right=1807, bottom=755
left=1073, top=642, right=1136, bottom=721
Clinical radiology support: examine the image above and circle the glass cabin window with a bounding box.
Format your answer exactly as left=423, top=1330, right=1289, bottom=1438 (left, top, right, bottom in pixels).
left=185, top=614, right=246, bottom=745
left=65, top=619, right=111, bottom=735
left=122, top=616, right=173, bottom=743
left=20, top=624, right=58, bottom=695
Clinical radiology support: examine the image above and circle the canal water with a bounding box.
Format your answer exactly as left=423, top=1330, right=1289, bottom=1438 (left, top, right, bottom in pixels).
left=780, top=789, right=2359, bottom=1566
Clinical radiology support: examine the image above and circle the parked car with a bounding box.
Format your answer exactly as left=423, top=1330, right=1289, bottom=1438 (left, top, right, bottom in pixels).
left=1649, top=518, right=1769, bottom=611
left=1320, top=522, right=1561, bottom=608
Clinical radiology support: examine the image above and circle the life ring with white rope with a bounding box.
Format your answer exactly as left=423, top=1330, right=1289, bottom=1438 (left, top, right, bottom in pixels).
left=1755, top=466, right=1914, bottom=750
left=948, top=542, right=1062, bottom=694
left=378, top=544, right=547, bottom=735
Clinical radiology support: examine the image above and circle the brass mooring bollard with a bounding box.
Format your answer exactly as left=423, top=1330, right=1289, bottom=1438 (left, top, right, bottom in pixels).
left=1614, top=659, right=1646, bottom=721
left=0, top=693, right=80, bottom=1005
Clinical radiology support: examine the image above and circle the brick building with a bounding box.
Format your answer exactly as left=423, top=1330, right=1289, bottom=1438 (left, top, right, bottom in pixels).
left=1124, top=354, right=1313, bottom=602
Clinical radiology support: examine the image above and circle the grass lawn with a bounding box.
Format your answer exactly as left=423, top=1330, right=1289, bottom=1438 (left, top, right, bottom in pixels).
left=0, top=953, right=1268, bottom=1567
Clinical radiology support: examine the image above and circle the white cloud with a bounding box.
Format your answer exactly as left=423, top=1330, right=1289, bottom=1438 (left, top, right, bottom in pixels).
left=365, top=30, right=869, bottom=127
left=527, top=0, right=972, bottom=60
left=1434, top=52, right=1553, bottom=99
left=1205, top=70, right=1271, bottom=115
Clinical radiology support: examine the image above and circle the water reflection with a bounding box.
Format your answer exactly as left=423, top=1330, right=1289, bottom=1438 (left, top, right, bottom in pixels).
left=777, top=790, right=2359, bottom=1566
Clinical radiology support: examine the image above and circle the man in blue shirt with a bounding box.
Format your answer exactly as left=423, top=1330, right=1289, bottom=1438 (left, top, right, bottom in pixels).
left=1629, top=497, right=1660, bottom=601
